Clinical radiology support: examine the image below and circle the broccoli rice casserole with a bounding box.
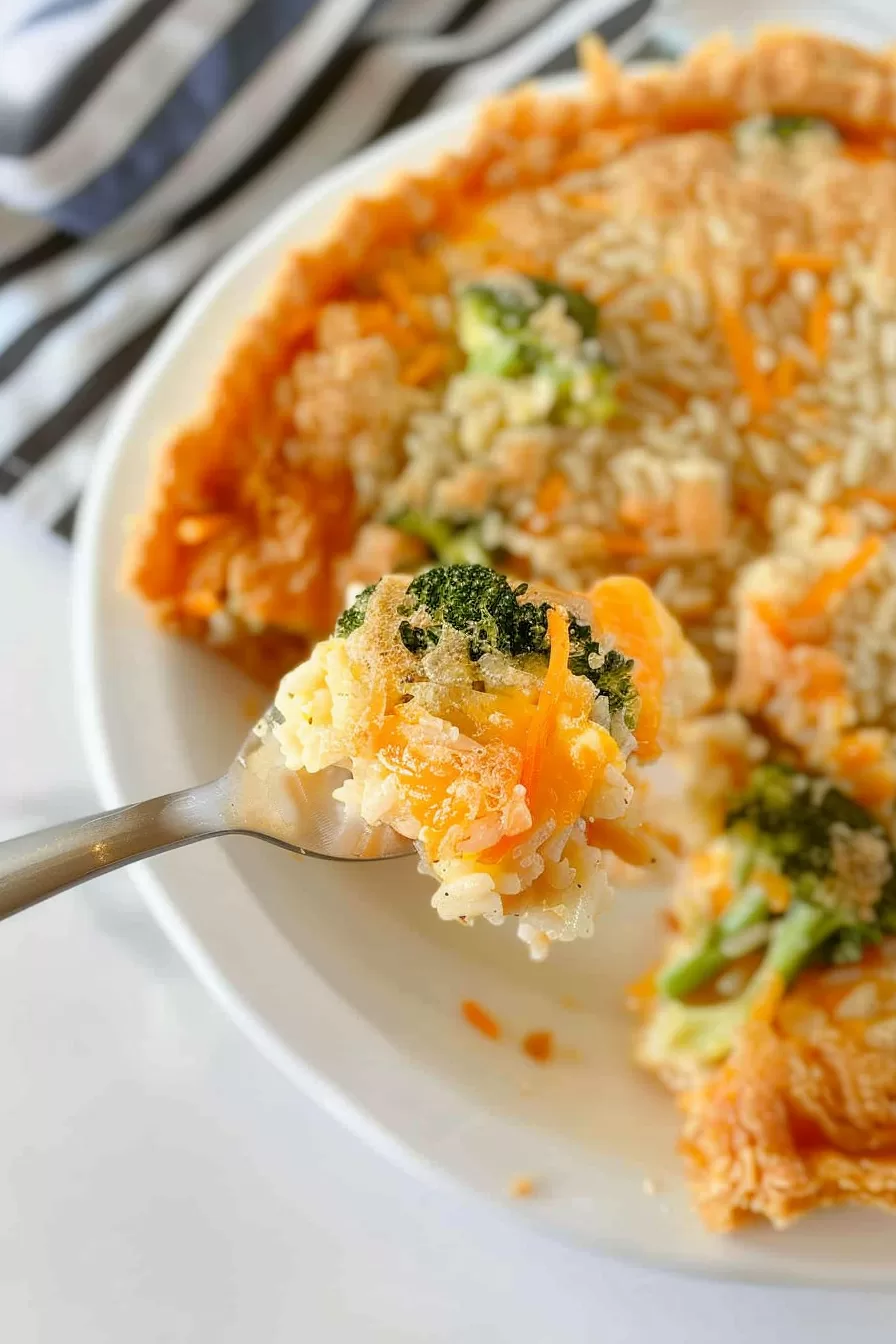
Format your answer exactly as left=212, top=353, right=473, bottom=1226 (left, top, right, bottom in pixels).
left=274, top=564, right=707, bottom=959
left=127, top=30, right=896, bottom=1232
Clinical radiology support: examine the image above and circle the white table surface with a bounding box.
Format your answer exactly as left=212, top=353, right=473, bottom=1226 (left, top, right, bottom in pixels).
left=1, top=505, right=895, bottom=1341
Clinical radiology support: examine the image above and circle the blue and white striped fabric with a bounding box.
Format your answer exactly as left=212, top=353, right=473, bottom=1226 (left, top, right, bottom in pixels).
left=0, top=0, right=656, bottom=536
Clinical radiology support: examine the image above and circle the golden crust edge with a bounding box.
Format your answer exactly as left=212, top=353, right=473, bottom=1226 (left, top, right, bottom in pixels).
left=667, top=1019, right=896, bottom=1231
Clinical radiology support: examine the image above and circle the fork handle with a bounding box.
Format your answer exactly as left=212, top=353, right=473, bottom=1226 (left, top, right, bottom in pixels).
left=0, top=780, right=232, bottom=921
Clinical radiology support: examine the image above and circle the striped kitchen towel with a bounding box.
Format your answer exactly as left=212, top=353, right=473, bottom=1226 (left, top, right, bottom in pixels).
left=0, top=0, right=656, bottom=538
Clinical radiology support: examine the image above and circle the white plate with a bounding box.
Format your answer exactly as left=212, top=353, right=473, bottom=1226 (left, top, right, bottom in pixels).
left=74, top=77, right=896, bottom=1287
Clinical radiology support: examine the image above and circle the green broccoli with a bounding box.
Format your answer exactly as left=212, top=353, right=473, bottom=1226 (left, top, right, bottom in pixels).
left=645, top=900, right=841, bottom=1068
left=455, top=277, right=617, bottom=425
left=650, top=763, right=896, bottom=1069
left=768, top=113, right=838, bottom=142
left=457, top=283, right=543, bottom=377
left=657, top=879, right=770, bottom=1000
left=735, top=113, right=840, bottom=151
left=388, top=510, right=492, bottom=568
left=335, top=582, right=377, bottom=639
left=726, top=763, right=896, bottom=941
left=556, top=360, right=618, bottom=427
left=334, top=565, right=639, bottom=728
left=529, top=277, right=598, bottom=339
left=577, top=646, right=640, bottom=728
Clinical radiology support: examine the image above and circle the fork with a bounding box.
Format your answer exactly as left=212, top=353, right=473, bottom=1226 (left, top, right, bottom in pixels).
left=0, top=707, right=414, bottom=922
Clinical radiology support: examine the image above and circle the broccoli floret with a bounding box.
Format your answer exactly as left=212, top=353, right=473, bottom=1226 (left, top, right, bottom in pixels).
left=660, top=763, right=896, bottom=999
left=457, top=283, right=544, bottom=378
left=726, top=762, right=891, bottom=909
left=579, top=645, right=640, bottom=729
left=455, top=277, right=617, bottom=426
left=556, top=360, right=618, bottom=427
left=529, top=277, right=598, bottom=339
left=651, top=763, right=896, bottom=1068
left=335, top=582, right=377, bottom=639
left=395, top=564, right=524, bottom=658
left=334, top=566, right=639, bottom=726
left=457, top=279, right=599, bottom=376
left=338, top=564, right=637, bottom=725
left=389, top=510, right=492, bottom=568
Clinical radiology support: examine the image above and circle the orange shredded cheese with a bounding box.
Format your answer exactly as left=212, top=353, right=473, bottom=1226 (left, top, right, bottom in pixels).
left=354, top=300, right=416, bottom=349
left=462, top=1000, right=501, bottom=1040
left=846, top=488, right=896, bottom=511
left=718, top=305, right=772, bottom=417
left=521, top=1030, right=555, bottom=1063
left=789, top=535, right=882, bottom=623
left=657, top=379, right=691, bottom=410
left=566, top=191, right=610, bottom=211
left=181, top=590, right=222, bottom=618
left=749, top=971, right=785, bottom=1024
left=378, top=270, right=437, bottom=333
left=176, top=513, right=232, bottom=546
left=519, top=607, right=570, bottom=803
left=774, top=251, right=836, bottom=276
left=845, top=139, right=888, bottom=164
left=626, top=966, right=658, bottom=1011
left=589, top=576, right=665, bottom=762
left=749, top=597, right=791, bottom=644
left=617, top=496, right=673, bottom=530
left=806, top=287, right=834, bottom=361
left=832, top=731, right=896, bottom=809
left=753, top=537, right=883, bottom=647
left=798, top=649, right=848, bottom=704
left=599, top=531, right=648, bottom=557
left=400, top=344, right=450, bottom=386
left=641, top=823, right=684, bottom=857
left=483, top=608, right=570, bottom=863
left=402, top=251, right=446, bottom=292
left=610, top=121, right=661, bottom=151
left=660, top=908, right=680, bottom=935
left=801, top=442, right=834, bottom=466
left=482, top=248, right=547, bottom=275
left=508, top=1176, right=536, bottom=1198
left=585, top=818, right=655, bottom=867
left=282, top=307, right=318, bottom=341
left=754, top=869, right=792, bottom=914
left=534, top=472, right=568, bottom=517
left=709, top=881, right=735, bottom=917
left=822, top=505, right=853, bottom=537
left=771, top=353, right=799, bottom=398
left=555, top=147, right=604, bottom=175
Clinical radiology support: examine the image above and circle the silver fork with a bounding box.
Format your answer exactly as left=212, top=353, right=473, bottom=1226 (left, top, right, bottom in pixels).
left=0, top=707, right=414, bottom=922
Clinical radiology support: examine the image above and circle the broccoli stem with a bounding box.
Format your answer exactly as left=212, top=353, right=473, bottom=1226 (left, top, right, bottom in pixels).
left=732, top=900, right=841, bottom=1019
left=658, top=884, right=770, bottom=1000
left=643, top=900, right=846, bottom=1072
left=761, top=898, right=841, bottom=987
left=660, top=892, right=840, bottom=1004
